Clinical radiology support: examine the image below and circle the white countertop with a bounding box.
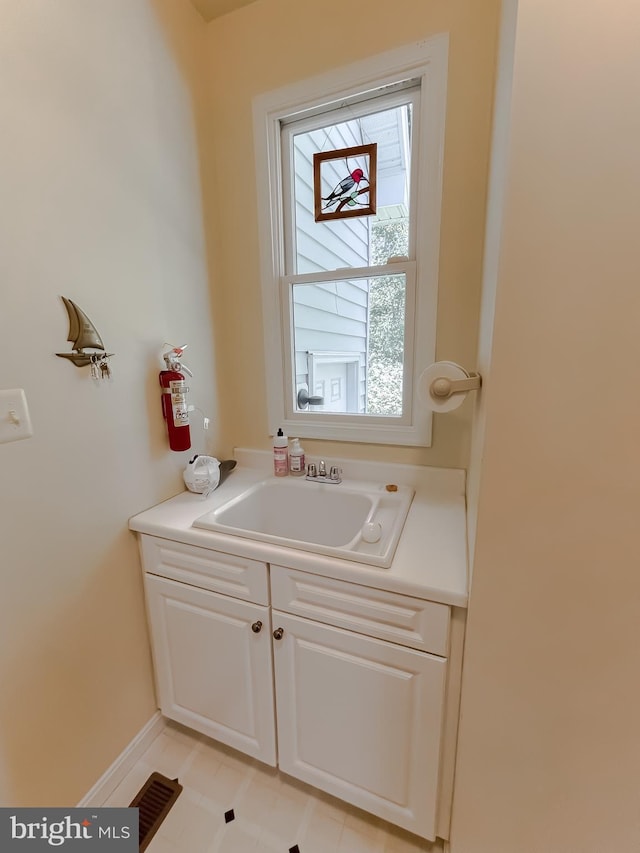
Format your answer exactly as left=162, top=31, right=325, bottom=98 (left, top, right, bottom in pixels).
left=129, top=450, right=469, bottom=608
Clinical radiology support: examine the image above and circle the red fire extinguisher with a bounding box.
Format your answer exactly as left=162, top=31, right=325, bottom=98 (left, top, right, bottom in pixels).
left=159, top=345, right=193, bottom=452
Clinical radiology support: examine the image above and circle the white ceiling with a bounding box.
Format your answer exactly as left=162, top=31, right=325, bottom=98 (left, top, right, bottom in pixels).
left=189, top=0, right=258, bottom=22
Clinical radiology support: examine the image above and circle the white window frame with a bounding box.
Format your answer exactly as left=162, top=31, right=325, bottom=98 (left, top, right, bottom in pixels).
left=253, top=35, right=448, bottom=446
left=284, top=264, right=416, bottom=423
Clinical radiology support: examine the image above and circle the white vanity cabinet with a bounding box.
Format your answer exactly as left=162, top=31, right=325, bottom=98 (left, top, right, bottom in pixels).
left=270, top=565, right=449, bottom=840
left=138, top=534, right=459, bottom=842
left=140, top=536, right=277, bottom=765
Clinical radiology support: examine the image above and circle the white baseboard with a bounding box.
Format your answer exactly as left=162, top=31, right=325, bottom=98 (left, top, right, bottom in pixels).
left=77, top=712, right=166, bottom=807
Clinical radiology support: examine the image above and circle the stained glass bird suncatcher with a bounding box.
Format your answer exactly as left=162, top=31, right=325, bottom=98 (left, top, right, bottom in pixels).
left=313, top=143, right=377, bottom=222
left=322, top=167, right=367, bottom=210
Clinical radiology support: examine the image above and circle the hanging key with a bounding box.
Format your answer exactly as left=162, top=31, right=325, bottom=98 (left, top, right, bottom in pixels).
left=90, top=355, right=100, bottom=381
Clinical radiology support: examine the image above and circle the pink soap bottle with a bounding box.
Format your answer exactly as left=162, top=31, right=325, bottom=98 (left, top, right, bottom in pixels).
left=273, top=428, right=289, bottom=476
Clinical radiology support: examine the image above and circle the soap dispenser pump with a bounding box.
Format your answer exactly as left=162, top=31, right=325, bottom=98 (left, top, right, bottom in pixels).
left=289, top=438, right=305, bottom=476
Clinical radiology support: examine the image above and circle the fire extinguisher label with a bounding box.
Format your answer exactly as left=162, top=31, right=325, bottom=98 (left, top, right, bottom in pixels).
left=169, top=380, right=189, bottom=428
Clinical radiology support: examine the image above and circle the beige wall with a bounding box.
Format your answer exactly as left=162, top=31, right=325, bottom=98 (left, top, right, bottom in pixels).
left=454, top=1, right=640, bottom=850
left=0, top=0, right=217, bottom=805
left=203, top=0, right=501, bottom=469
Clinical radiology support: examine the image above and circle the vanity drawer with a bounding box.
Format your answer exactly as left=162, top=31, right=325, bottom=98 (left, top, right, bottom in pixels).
left=270, top=565, right=449, bottom=656
left=139, top=536, right=269, bottom=605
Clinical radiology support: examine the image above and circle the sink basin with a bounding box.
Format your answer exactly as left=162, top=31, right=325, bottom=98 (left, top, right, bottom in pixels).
left=193, top=477, right=414, bottom=568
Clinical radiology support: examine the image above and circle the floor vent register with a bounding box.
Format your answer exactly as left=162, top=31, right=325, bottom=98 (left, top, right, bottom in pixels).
left=129, top=771, right=183, bottom=851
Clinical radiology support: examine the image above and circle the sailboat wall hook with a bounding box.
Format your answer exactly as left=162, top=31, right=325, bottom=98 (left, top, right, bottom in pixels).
left=55, top=296, right=114, bottom=369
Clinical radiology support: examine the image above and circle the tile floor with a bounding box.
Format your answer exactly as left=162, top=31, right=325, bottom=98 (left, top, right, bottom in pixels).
left=103, top=722, right=444, bottom=853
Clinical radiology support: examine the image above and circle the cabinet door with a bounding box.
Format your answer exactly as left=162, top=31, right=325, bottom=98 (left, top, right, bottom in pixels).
left=145, top=574, right=276, bottom=765
left=272, top=611, right=446, bottom=840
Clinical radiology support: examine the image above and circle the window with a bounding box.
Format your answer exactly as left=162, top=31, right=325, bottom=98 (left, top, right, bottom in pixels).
left=253, top=37, right=448, bottom=445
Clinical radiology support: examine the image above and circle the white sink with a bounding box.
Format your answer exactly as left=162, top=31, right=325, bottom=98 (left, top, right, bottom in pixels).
left=193, top=477, right=414, bottom=568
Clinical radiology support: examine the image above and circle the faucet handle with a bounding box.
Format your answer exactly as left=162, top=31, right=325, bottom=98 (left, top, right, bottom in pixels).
left=329, top=466, right=341, bottom=481
left=307, top=462, right=317, bottom=478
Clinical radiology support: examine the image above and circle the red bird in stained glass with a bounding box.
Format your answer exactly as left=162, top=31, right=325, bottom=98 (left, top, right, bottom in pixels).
left=322, top=167, right=368, bottom=210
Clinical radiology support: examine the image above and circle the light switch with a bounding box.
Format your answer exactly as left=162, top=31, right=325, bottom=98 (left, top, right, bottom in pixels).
left=0, top=389, right=33, bottom=444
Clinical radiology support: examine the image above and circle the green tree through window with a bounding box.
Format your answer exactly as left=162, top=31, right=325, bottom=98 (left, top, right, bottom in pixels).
left=367, top=219, right=408, bottom=414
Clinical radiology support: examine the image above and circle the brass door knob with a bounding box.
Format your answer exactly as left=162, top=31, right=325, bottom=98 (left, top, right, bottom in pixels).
left=251, top=621, right=263, bottom=633
left=273, top=627, right=284, bottom=640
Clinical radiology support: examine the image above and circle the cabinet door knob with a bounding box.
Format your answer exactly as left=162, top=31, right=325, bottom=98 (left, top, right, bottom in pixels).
left=273, top=627, right=284, bottom=640
left=251, top=620, right=263, bottom=633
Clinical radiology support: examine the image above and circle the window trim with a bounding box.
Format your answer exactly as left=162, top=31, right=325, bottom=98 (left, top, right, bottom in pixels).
left=253, top=35, right=449, bottom=446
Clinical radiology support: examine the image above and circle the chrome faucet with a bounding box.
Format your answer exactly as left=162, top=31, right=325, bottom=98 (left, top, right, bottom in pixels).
left=306, top=460, right=342, bottom=484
